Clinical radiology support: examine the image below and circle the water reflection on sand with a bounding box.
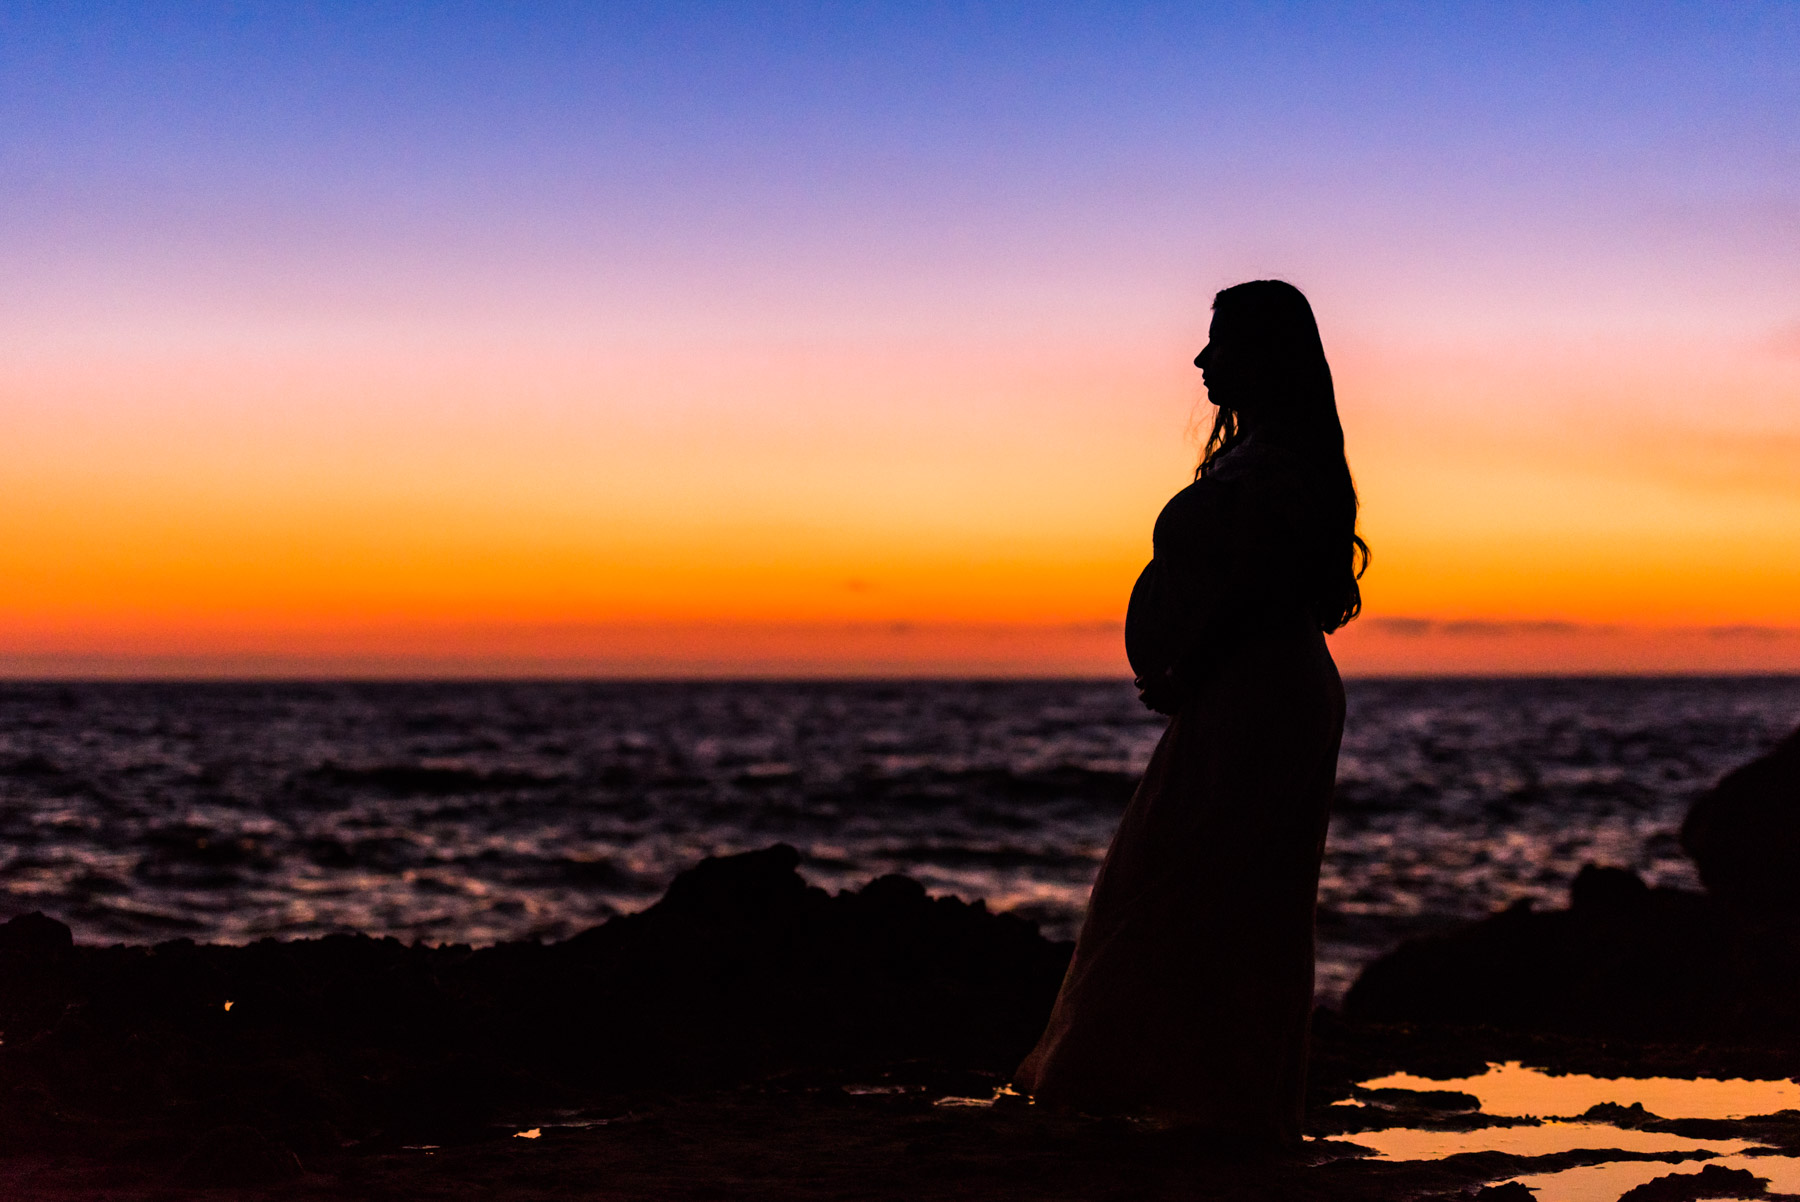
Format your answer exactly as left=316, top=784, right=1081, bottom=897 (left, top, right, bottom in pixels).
left=1331, top=1062, right=1800, bottom=1201
left=1344, top=1120, right=1751, bottom=1162
left=1513, top=1153, right=1800, bottom=1202
left=1359, top=1061, right=1800, bottom=1121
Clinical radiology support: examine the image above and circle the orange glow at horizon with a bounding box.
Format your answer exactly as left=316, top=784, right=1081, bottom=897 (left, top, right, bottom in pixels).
left=5, top=319, right=1800, bottom=676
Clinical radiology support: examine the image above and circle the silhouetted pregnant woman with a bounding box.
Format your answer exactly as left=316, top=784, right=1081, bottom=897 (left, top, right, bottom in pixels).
left=1014, top=280, right=1367, bottom=1145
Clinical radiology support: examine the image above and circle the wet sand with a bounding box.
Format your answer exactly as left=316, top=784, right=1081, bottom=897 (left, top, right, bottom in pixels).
left=7, top=1022, right=1800, bottom=1200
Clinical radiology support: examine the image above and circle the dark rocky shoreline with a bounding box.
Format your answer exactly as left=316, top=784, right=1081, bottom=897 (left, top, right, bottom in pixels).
left=1348, top=722, right=1800, bottom=1045
left=1344, top=862, right=1800, bottom=1041
left=5, top=848, right=1799, bottom=1201
left=0, top=845, right=1065, bottom=1169
left=3, top=723, right=1798, bottom=1199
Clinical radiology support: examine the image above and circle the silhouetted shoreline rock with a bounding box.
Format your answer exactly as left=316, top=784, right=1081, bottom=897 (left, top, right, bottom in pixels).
left=1683, top=721, right=1800, bottom=913
left=1343, top=865, right=1737, bottom=1034
left=1346, top=723, right=1800, bottom=1042
left=0, top=843, right=1070, bottom=1158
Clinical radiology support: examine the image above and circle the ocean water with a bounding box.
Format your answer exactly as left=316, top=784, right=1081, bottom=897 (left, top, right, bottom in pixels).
left=2, top=677, right=1797, bottom=1002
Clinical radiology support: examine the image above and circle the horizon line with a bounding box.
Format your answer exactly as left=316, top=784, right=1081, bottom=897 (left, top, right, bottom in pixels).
left=5, top=669, right=1800, bottom=684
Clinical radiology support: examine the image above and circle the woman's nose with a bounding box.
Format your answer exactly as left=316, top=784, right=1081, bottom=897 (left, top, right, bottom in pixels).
left=1194, top=344, right=1211, bottom=369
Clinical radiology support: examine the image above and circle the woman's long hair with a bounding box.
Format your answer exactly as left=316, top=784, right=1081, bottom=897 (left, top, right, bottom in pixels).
left=1198, top=280, right=1369, bottom=632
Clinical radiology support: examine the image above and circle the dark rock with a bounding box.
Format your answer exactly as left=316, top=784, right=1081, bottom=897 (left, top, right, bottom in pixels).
left=655, top=842, right=809, bottom=920
left=1343, top=866, right=1742, bottom=1036
left=0, top=845, right=1072, bottom=1150
left=1351, top=1087, right=1479, bottom=1113
left=858, top=873, right=930, bottom=910
left=0, top=911, right=73, bottom=957
left=1471, top=1184, right=1536, bottom=1201
left=1348, top=723, right=1800, bottom=1041
left=1577, top=1101, right=1656, bottom=1127
left=1615, top=1162, right=1766, bottom=1201
left=278, top=1118, right=344, bottom=1158
left=1568, top=862, right=1649, bottom=913
left=1683, top=722, right=1800, bottom=913
left=172, top=1125, right=303, bottom=1187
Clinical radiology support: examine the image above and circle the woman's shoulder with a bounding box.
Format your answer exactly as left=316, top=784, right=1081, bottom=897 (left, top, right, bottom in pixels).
left=1153, top=437, right=1311, bottom=543
left=1210, top=435, right=1316, bottom=505
left=1156, top=438, right=1270, bottom=514
left=1216, top=432, right=1307, bottom=475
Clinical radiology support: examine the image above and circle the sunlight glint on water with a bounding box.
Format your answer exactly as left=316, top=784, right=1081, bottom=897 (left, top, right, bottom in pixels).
left=1, top=678, right=1796, bottom=1006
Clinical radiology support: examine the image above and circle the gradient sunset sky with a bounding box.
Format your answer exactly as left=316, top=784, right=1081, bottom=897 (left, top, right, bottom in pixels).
left=4, top=3, right=1798, bottom=675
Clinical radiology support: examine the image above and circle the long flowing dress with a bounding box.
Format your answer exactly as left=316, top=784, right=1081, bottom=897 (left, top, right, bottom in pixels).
left=1013, top=433, right=1345, bottom=1144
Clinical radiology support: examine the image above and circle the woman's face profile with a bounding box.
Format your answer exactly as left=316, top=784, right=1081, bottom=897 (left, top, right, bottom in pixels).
left=1194, top=313, right=1252, bottom=415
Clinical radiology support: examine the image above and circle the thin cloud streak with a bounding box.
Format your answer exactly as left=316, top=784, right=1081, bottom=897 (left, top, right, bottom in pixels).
left=1368, top=617, right=1800, bottom=640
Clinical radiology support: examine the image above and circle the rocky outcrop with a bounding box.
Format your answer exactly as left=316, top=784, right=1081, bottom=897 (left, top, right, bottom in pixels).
left=1340, top=865, right=1769, bottom=1035
left=0, top=845, right=1071, bottom=1156
left=1346, top=723, right=1800, bottom=1041
left=1682, top=722, right=1800, bottom=913
left=1616, top=1164, right=1768, bottom=1202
